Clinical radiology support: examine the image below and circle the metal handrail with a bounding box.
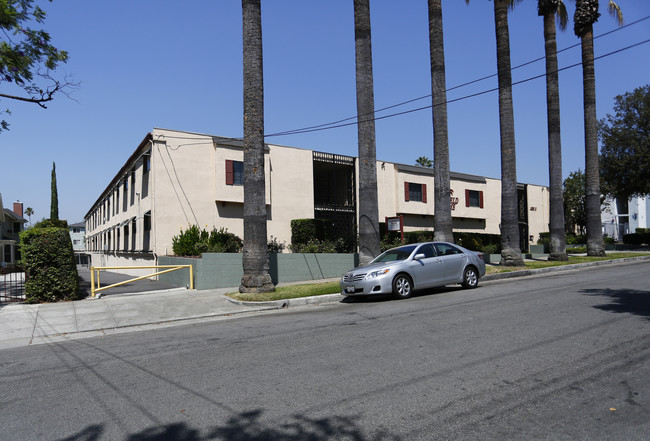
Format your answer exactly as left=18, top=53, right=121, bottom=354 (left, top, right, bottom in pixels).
left=90, top=265, right=194, bottom=298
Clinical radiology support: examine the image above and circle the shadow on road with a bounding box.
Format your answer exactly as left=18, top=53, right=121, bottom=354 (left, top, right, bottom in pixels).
left=583, top=288, right=650, bottom=320
left=341, top=285, right=464, bottom=304
left=53, top=410, right=400, bottom=441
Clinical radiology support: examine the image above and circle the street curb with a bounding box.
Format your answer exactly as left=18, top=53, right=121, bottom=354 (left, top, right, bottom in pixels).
left=227, top=255, right=650, bottom=308
left=225, top=293, right=345, bottom=309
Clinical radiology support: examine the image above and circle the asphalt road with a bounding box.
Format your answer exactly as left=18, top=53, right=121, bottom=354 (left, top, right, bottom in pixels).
left=1, top=261, right=649, bottom=440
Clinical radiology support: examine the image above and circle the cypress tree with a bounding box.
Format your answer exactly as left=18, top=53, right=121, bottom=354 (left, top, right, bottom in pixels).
left=51, top=162, right=59, bottom=221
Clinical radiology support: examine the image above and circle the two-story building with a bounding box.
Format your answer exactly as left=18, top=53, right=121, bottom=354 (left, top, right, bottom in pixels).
left=84, top=128, right=550, bottom=274
left=0, top=195, right=27, bottom=268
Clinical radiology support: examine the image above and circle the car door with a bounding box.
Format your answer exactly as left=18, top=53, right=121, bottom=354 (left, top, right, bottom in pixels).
left=409, top=243, right=445, bottom=288
left=434, top=243, right=468, bottom=283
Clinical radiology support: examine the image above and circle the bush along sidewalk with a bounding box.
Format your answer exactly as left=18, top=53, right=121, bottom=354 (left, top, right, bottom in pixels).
left=20, top=220, right=80, bottom=303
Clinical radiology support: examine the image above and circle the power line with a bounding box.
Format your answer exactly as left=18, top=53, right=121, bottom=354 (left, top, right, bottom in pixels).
left=265, top=16, right=650, bottom=138
left=267, top=38, right=649, bottom=137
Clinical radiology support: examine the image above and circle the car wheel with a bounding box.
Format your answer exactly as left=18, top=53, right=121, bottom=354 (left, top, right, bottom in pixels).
left=392, top=274, right=413, bottom=299
left=462, top=266, right=479, bottom=289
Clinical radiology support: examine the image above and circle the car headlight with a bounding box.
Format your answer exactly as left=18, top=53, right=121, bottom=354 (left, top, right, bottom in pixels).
left=366, top=269, right=390, bottom=279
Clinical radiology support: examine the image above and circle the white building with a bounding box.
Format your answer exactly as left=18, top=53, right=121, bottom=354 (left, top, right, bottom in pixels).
left=602, top=195, right=650, bottom=240
left=84, top=128, right=550, bottom=273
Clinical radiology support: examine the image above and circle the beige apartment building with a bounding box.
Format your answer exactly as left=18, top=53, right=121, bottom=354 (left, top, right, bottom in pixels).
left=84, top=128, right=549, bottom=271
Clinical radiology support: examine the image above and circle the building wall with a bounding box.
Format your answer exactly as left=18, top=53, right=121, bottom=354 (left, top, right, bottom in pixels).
left=151, top=130, right=216, bottom=255
left=526, top=185, right=550, bottom=244
left=84, top=129, right=551, bottom=274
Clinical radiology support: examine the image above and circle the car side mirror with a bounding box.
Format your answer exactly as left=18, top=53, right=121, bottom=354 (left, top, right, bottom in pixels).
left=414, top=253, right=425, bottom=260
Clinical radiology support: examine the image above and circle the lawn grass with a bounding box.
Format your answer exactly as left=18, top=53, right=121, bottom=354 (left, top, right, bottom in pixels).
left=227, top=252, right=650, bottom=301
left=485, top=252, right=649, bottom=274
left=228, top=281, right=341, bottom=302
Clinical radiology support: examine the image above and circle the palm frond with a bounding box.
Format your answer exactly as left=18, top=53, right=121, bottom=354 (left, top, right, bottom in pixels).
left=556, top=1, right=568, bottom=31
left=607, top=1, right=624, bottom=25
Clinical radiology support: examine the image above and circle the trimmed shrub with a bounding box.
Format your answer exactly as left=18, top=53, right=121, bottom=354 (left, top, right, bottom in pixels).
left=378, top=229, right=500, bottom=254
left=290, top=219, right=331, bottom=245
left=20, top=226, right=80, bottom=303
left=172, top=226, right=242, bottom=256
left=623, top=233, right=644, bottom=245
left=290, top=219, right=352, bottom=253
left=455, top=232, right=501, bottom=254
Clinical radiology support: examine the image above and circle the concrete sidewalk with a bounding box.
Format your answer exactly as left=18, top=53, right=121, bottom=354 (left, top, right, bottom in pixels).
left=1, top=254, right=649, bottom=350
left=0, top=287, right=300, bottom=349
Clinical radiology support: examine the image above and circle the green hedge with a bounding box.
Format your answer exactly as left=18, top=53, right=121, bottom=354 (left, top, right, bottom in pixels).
left=623, top=228, right=650, bottom=245
left=538, top=232, right=589, bottom=246
left=377, top=226, right=500, bottom=254
left=172, top=226, right=243, bottom=256
left=290, top=219, right=353, bottom=253
left=20, top=226, right=80, bottom=303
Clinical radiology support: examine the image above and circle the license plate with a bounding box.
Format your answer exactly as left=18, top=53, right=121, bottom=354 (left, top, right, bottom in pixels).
left=346, top=286, right=355, bottom=293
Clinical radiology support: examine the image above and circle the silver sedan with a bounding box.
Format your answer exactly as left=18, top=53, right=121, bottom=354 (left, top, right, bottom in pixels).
left=340, top=241, right=486, bottom=299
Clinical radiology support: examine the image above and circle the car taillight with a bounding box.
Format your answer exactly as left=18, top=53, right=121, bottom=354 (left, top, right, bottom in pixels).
left=477, top=252, right=484, bottom=261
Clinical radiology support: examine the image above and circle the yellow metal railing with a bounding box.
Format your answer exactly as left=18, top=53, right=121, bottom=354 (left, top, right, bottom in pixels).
left=90, top=265, right=194, bottom=298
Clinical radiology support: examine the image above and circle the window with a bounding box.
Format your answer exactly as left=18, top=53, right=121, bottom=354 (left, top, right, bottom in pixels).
left=434, top=243, right=462, bottom=256
left=415, top=244, right=436, bottom=258
left=143, top=155, right=151, bottom=173
left=404, top=182, right=427, bottom=202
left=226, top=160, right=244, bottom=186
left=465, top=190, right=484, bottom=208
left=131, top=219, right=137, bottom=251
left=4, top=245, right=11, bottom=263
left=143, top=211, right=151, bottom=252
left=130, top=168, right=136, bottom=206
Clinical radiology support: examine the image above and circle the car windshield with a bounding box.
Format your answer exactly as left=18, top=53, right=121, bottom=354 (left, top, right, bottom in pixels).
left=372, top=245, right=417, bottom=263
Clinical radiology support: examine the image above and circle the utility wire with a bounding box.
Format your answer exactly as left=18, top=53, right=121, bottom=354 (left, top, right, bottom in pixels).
left=265, top=16, right=650, bottom=138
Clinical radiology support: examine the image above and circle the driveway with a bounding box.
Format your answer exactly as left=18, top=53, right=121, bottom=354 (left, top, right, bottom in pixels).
left=77, top=266, right=178, bottom=297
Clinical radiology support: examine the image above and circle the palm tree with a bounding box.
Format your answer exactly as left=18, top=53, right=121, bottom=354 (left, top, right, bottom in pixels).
left=240, top=0, right=274, bottom=293
left=415, top=156, right=433, bottom=168
left=538, top=0, right=568, bottom=261
left=574, top=0, right=622, bottom=256
left=25, top=207, right=34, bottom=226
left=354, top=0, right=381, bottom=265
left=493, top=0, right=524, bottom=266
left=428, top=0, right=453, bottom=243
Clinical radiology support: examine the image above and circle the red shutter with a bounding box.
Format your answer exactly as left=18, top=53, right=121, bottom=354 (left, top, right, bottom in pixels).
left=422, top=184, right=427, bottom=203
left=465, top=189, right=470, bottom=207
left=225, top=160, right=234, bottom=185
left=479, top=191, right=484, bottom=208
left=404, top=182, right=410, bottom=201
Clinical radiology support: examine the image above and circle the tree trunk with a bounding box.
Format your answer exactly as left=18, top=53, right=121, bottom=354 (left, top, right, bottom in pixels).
left=543, top=11, right=568, bottom=261
left=494, top=0, right=524, bottom=266
left=580, top=27, right=606, bottom=256
left=428, top=0, right=453, bottom=243
left=240, top=0, right=274, bottom=293
left=354, top=0, right=381, bottom=265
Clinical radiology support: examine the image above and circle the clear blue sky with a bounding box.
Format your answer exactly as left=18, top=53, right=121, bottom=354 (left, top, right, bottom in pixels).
left=1, top=0, right=649, bottom=224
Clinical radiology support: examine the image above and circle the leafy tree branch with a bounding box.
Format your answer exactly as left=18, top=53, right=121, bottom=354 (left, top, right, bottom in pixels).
left=1, top=0, right=75, bottom=132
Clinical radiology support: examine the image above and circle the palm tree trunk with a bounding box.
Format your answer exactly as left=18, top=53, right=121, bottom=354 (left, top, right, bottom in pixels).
left=354, top=0, right=381, bottom=265
left=240, top=0, right=274, bottom=293
left=428, top=0, right=453, bottom=243
left=494, top=0, right=524, bottom=266
left=542, top=11, right=568, bottom=261
left=580, top=26, right=606, bottom=256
